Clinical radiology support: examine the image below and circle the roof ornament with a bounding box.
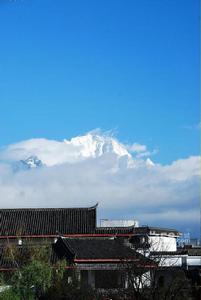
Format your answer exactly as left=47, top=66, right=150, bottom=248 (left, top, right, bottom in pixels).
left=88, top=203, right=99, bottom=210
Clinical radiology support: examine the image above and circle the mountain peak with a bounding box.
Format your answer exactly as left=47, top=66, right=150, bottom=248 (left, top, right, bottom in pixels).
left=23, top=156, right=43, bottom=168
left=5, top=131, right=155, bottom=169
left=64, top=132, right=131, bottom=159
left=13, top=156, right=43, bottom=172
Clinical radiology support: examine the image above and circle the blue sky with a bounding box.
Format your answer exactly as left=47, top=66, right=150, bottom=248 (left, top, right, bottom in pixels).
left=0, top=0, right=199, bottom=164
left=0, top=0, right=200, bottom=237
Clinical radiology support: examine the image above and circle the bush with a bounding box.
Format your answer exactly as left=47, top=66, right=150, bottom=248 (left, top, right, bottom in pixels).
left=42, top=275, right=98, bottom=300
left=0, top=288, right=20, bottom=300
left=11, top=260, right=52, bottom=300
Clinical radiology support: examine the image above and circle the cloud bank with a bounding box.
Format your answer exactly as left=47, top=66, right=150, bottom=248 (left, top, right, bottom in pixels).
left=0, top=131, right=200, bottom=235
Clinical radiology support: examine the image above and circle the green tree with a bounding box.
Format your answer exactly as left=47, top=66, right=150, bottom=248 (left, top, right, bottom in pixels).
left=2, top=240, right=66, bottom=300
left=0, top=288, right=20, bottom=300
left=11, top=260, right=52, bottom=300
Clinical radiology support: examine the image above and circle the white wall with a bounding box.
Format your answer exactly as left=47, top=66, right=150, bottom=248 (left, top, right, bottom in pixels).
left=158, top=256, right=182, bottom=267
left=149, top=236, right=177, bottom=252
left=152, top=255, right=201, bottom=268
left=187, top=256, right=201, bottom=266
left=100, top=219, right=139, bottom=227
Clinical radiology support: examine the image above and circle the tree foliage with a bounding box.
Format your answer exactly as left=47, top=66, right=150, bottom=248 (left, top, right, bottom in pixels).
left=0, top=288, right=21, bottom=300
left=0, top=240, right=66, bottom=300
left=0, top=240, right=98, bottom=300
left=11, top=259, right=52, bottom=300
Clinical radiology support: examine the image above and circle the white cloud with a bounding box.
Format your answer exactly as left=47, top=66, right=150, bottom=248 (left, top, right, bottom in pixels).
left=0, top=138, right=81, bottom=166
left=127, top=143, right=158, bottom=158
left=161, top=156, right=200, bottom=181
left=136, top=149, right=158, bottom=158
left=128, top=143, right=147, bottom=153
left=0, top=133, right=200, bottom=234
left=0, top=132, right=130, bottom=166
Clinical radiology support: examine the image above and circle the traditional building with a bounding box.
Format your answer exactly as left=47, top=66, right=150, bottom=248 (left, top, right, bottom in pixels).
left=53, top=237, right=154, bottom=289
left=0, top=204, right=200, bottom=295
left=0, top=205, right=97, bottom=242
left=0, top=205, right=156, bottom=289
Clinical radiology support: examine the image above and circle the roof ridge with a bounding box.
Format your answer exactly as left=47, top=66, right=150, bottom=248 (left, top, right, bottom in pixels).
left=0, top=204, right=98, bottom=211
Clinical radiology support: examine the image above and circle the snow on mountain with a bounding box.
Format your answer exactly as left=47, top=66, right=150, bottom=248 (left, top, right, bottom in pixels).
left=0, top=132, right=154, bottom=169
left=146, top=158, right=155, bottom=167
left=64, top=133, right=131, bottom=159
left=23, top=156, right=43, bottom=168
left=13, top=156, right=43, bottom=172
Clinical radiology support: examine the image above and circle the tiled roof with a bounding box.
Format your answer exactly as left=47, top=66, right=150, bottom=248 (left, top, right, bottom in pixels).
left=133, top=226, right=180, bottom=236
left=186, top=247, right=201, bottom=256
left=54, top=237, right=150, bottom=262
left=95, top=226, right=180, bottom=236
left=0, top=238, right=154, bottom=270
left=0, top=206, right=180, bottom=238
left=0, top=206, right=97, bottom=236
left=95, top=226, right=135, bottom=235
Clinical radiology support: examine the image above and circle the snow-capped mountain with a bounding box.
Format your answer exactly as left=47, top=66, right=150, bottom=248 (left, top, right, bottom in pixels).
left=23, top=156, right=43, bottom=168
left=13, top=156, right=43, bottom=172
left=64, top=133, right=131, bottom=159
left=3, top=131, right=154, bottom=170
